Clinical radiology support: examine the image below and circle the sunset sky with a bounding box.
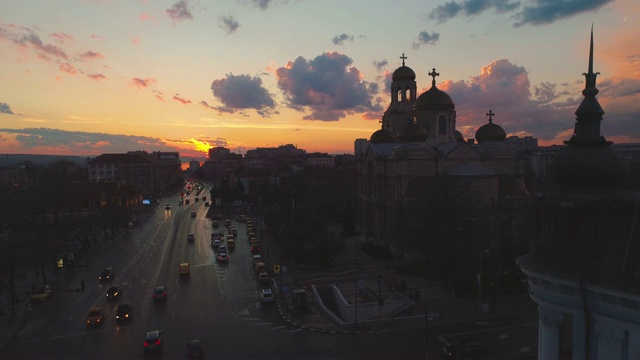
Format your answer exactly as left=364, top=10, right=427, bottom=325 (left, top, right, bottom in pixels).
left=1, top=0, right=639, bottom=160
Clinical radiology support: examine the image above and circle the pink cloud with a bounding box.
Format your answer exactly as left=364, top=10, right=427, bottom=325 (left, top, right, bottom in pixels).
left=78, top=50, right=104, bottom=62
left=51, top=32, right=74, bottom=43
left=131, top=77, right=156, bottom=88
left=173, top=94, right=192, bottom=105
left=59, top=63, right=77, bottom=74
left=139, top=13, right=153, bottom=22
left=88, top=73, right=107, bottom=81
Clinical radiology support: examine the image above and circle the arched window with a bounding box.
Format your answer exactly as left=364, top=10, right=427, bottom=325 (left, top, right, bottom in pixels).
left=438, top=115, right=447, bottom=135
left=396, top=88, right=402, bottom=102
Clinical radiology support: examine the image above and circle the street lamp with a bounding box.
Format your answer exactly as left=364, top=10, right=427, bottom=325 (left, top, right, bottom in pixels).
left=478, top=249, right=491, bottom=313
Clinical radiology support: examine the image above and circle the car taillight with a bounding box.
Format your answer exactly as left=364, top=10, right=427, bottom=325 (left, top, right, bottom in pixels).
left=156, top=339, right=161, bottom=345
left=144, top=341, right=149, bottom=347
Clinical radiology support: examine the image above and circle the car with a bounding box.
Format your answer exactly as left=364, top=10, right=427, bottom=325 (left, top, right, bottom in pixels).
left=32, top=284, right=52, bottom=303
left=165, top=204, right=171, bottom=210
left=106, top=284, right=122, bottom=299
left=224, top=219, right=231, bottom=227
left=153, top=286, right=168, bottom=301
left=235, top=214, right=246, bottom=222
left=212, top=220, right=220, bottom=228
left=251, top=243, right=261, bottom=254
left=191, top=211, right=197, bottom=218
left=204, top=201, right=210, bottom=207
left=211, top=239, right=221, bottom=248
left=144, top=330, right=163, bottom=353
left=178, top=262, right=190, bottom=275
left=442, top=340, right=488, bottom=359
left=185, top=199, right=190, bottom=204
left=116, top=302, right=132, bottom=324
left=194, top=197, right=199, bottom=202
left=227, top=238, right=236, bottom=248
left=211, top=232, right=221, bottom=240
left=85, top=307, right=105, bottom=327
left=216, top=252, right=229, bottom=263
left=187, top=233, right=195, bottom=242
left=218, top=245, right=227, bottom=254
left=186, top=339, right=204, bottom=360
left=99, top=267, right=113, bottom=282
left=230, top=227, right=238, bottom=236
left=258, top=272, right=270, bottom=284
left=252, top=254, right=263, bottom=266
left=260, top=288, right=274, bottom=303
left=202, top=196, right=207, bottom=201
left=249, top=236, right=258, bottom=244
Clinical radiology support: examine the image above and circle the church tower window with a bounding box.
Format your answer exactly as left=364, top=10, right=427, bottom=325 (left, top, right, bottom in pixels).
left=438, top=115, right=447, bottom=135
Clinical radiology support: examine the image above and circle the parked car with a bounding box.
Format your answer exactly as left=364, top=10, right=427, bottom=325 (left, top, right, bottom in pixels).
left=98, top=267, right=113, bottom=283
left=187, top=233, right=195, bottom=242
left=32, top=284, right=52, bottom=303
left=116, top=302, right=132, bottom=324
left=191, top=211, right=197, bottom=218
left=85, top=307, right=105, bottom=327
left=153, top=286, right=168, bottom=301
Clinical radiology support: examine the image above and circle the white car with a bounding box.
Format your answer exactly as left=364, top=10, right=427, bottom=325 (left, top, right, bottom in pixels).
left=260, top=289, right=274, bottom=303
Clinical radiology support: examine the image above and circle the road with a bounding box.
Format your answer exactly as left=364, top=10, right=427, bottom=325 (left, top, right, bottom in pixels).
left=4, top=190, right=537, bottom=359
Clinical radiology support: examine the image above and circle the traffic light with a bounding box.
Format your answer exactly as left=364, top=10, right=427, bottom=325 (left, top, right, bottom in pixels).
left=80, top=280, right=85, bottom=292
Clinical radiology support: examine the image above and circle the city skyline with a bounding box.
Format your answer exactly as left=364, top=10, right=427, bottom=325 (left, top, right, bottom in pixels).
left=1, top=0, right=639, bottom=159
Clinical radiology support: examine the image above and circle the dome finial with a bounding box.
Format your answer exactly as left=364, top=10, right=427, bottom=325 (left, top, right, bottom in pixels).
left=400, top=53, right=407, bottom=66
left=486, top=110, right=495, bottom=123
left=428, top=68, right=439, bottom=87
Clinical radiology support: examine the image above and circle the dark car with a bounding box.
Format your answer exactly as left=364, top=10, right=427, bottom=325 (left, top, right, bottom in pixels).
left=187, top=339, right=204, bottom=360
left=144, top=330, right=163, bottom=354
left=106, top=284, right=122, bottom=300
left=165, top=204, right=171, bottom=210
left=99, top=267, right=113, bottom=283
left=153, top=286, right=167, bottom=302
left=116, top=302, right=132, bottom=324
left=250, top=243, right=261, bottom=254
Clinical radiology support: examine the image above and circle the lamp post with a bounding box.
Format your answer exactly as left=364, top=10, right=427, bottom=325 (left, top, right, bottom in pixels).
left=478, top=249, right=490, bottom=313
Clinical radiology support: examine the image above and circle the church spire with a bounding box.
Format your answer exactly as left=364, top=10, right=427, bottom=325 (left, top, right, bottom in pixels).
left=565, top=25, right=609, bottom=147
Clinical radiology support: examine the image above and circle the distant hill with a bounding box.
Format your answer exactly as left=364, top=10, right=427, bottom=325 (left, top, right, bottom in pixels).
left=0, top=154, right=90, bottom=167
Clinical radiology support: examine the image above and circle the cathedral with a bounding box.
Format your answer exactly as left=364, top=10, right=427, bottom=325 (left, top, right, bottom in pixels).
left=357, top=54, right=533, bottom=285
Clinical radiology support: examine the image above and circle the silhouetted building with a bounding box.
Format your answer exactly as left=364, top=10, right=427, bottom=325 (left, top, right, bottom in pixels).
left=517, top=29, right=639, bottom=359
left=88, top=153, right=154, bottom=197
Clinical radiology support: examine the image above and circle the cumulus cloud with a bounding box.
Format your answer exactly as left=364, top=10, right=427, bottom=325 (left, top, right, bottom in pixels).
left=131, top=77, right=157, bottom=89
left=332, top=33, right=354, bottom=45
left=427, top=0, right=611, bottom=27
left=275, top=52, right=384, bottom=121
left=373, top=59, right=388, bottom=72
left=0, top=24, right=69, bottom=60
left=412, top=30, right=440, bottom=49
left=219, top=15, right=240, bottom=34
left=78, top=50, right=104, bottom=62
left=210, top=73, right=275, bottom=114
left=59, top=63, right=78, bottom=74
left=0, top=102, right=15, bottom=115
left=167, top=0, right=193, bottom=21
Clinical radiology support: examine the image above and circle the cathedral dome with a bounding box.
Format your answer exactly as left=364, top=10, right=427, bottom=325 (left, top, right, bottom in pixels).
left=392, top=65, right=416, bottom=82
left=397, top=122, right=428, bottom=142
left=370, top=128, right=395, bottom=143
left=413, top=85, right=454, bottom=111
left=475, top=120, right=506, bottom=144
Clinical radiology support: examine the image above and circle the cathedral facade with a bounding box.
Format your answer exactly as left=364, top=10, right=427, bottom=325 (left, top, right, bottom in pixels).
left=357, top=55, right=533, bottom=285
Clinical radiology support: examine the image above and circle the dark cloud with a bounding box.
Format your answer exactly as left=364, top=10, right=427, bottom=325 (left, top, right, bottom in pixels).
left=412, top=31, right=440, bottom=49
left=167, top=0, right=193, bottom=21
left=373, top=59, right=388, bottom=71
left=219, top=15, right=240, bottom=34
left=332, top=33, right=354, bottom=45
left=210, top=73, right=275, bottom=114
left=514, top=0, right=613, bottom=27
left=275, top=52, right=383, bottom=121
left=0, top=128, right=171, bottom=153
left=0, top=102, right=15, bottom=115
left=427, top=0, right=611, bottom=27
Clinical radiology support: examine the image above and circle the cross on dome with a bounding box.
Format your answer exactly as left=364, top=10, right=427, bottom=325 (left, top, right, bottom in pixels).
left=486, top=110, right=495, bottom=123
left=428, top=68, right=439, bottom=87
left=400, top=53, right=407, bottom=66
